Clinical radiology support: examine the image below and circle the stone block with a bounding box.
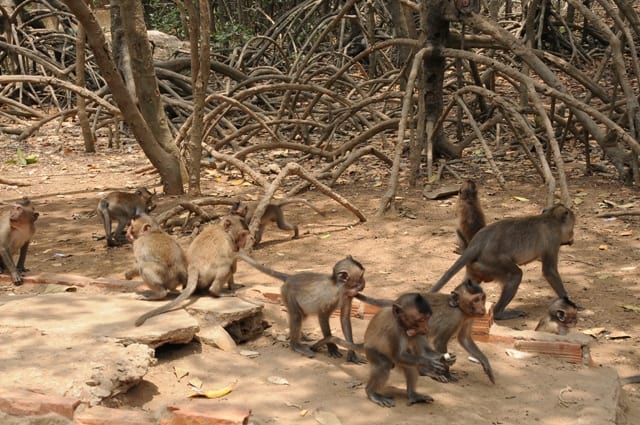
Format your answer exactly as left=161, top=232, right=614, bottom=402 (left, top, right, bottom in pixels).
left=74, top=405, right=155, bottom=425
left=0, top=388, right=80, bottom=419
left=161, top=401, right=250, bottom=425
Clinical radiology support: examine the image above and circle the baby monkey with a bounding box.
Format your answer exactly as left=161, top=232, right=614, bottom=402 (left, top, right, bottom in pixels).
left=535, top=296, right=578, bottom=335
left=313, top=293, right=447, bottom=407
left=97, top=187, right=155, bottom=246
left=455, top=179, right=486, bottom=253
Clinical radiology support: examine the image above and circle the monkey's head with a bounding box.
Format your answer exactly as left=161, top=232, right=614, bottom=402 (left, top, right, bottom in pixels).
left=230, top=202, right=249, bottom=218
left=551, top=296, right=578, bottom=328
left=221, top=215, right=250, bottom=251
left=334, top=255, right=366, bottom=297
left=10, top=202, right=39, bottom=224
left=126, top=214, right=159, bottom=241
left=450, top=279, right=486, bottom=316
left=136, top=188, right=156, bottom=213
left=393, top=293, right=432, bottom=337
left=545, top=204, right=575, bottom=245
left=459, top=179, right=478, bottom=200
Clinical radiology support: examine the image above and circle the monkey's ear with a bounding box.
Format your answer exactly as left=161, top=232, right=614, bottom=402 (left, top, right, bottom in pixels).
left=392, top=303, right=403, bottom=318
left=337, top=270, right=349, bottom=283
left=556, top=309, right=566, bottom=322
left=223, top=217, right=233, bottom=230
left=142, top=223, right=152, bottom=233
left=448, top=291, right=460, bottom=308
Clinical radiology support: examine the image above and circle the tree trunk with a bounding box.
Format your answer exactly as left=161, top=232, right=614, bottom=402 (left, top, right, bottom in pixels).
left=75, top=21, right=95, bottom=153
left=61, top=0, right=184, bottom=194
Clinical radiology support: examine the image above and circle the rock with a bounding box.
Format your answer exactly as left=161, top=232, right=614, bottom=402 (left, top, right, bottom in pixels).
left=197, top=325, right=237, bottom=352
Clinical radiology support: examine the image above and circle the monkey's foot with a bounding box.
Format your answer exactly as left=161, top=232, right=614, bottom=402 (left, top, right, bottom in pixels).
left=407, top=392, right=433, bottom=405
left=347, top=350, right=367, bottom=364
left=326, top=343, right=343, bottom=358
left=292, top=343, right=316, bottom=358
left=136, top=290, right=168, bottom=301
left=494, top=309, right=527, bottom=320
left=367, top=392, right=394, bottom=408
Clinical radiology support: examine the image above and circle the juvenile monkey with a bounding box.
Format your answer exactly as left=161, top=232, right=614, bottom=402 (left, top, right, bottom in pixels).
left=429, top=204, right=576, bottom=320
left=124, top=214, right=188, bottom=305
left=237, top=252, right=366, bottom=363
left=313, top=293, right=447, bottom=407
left=135, top=215, right=248, bottom=326
left=230, top=198, right=324, bottom=244
left=356, top=280, right=494, bottom=383
left=455, top=179, right=486, bottom=253
left=0, top=197, right=38, bottom=285
left=535, top=296, right=578, bottom=335
left=97, top=187, right=155, bottom=247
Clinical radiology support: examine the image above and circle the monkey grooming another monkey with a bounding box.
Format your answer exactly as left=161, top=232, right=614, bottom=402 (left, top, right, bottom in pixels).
left=535, top=296, right=578, bottom=335
left=230, top=198, right=324, bottom=244
left=455, top=179, right=486, bottom=253
left=237, top=252, right=367, bottom=363
left=313, top=293, right=447, bottom=407
left=124, top=214, right=188, bottom=304
left=429, top=204, right=576, bottom=320
left=0, top=197, right=38, bottom=285
left=356, top=279, right=494, bottom=383
left=135, top=214, right=248, bottom=326
left=97, top=187, right=155, bottom=247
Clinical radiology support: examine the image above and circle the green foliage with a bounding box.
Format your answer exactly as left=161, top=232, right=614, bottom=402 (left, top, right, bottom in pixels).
left=212, top=21, right=251, bottom=52
left=8, top=149, right=38, bottom=166
left=143, top=0, right=184, bottom=38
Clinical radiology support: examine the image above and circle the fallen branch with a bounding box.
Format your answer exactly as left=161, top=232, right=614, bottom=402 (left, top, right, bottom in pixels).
left=595, top=210, right=640, bottom=218
left=0, top=177, right=31, bottom=186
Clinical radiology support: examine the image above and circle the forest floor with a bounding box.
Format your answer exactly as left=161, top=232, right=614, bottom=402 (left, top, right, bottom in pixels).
left=1, top=128, right=640, bottom=424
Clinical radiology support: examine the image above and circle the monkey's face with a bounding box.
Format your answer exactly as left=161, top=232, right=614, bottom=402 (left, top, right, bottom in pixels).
left=137, top=188, right=156, bottom=213
left=341, top=267, right=365, bottom=297
left=10, top=205, right=38, bottom=224
left=401, top=308, right=430, bottom=337
left=554, top=206, right=575, bottom=245
left=556, top=309, right=578, bottom=328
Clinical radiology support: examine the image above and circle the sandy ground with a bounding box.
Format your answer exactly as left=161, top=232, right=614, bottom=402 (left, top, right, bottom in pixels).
left=1, top=133, right=640, bottom=424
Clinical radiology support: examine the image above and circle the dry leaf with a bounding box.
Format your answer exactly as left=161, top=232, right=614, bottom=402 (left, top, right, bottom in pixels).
left=620, top=304, right=640, bottom=313
left=512, top=196, right=529, bottom=202
left=314, top=410, right=342, bottom=425
left=173, top=367, right=189, bottom=381
left=188, top=377, right=203, bottom=389
left=267, top=376, right=289, bottom=385
left=229, top=179, right=245, bottom=186
left=598, top=244, right=608, bottom=250
left=582, top=327, right=606, bottom=337
left=620, top=230, right=633, bottom=236
left=607, top=331, right=631, bottom=340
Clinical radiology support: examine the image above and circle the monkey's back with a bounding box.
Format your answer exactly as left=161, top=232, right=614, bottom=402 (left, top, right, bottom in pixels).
left=363, top=307, right=398, bottom=359
left=187, top=225, right=235, bottom=287
left=281, top=274, right=341, bottom=315
left=133, top=231, right=187, bottom=281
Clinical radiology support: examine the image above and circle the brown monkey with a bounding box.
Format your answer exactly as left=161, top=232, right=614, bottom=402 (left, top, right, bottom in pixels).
left=455, top=179, right=486, bottom=253
left=356, top=279, right=494, bottom=383
left=237, top=252, right=366, bottom=363
left=535, top=296, right=578, bottom=335
left=429, top=204, right=575, bottom=320
left=313, top=293, right=447, bottom=407
left=124, top=214, right=188, bottom=306
left=96, top=187, right=155, bottom=247
left=0, top=197, right=38, bottom=285
left=230, top=198, right=324, bottom=244
left=135, top=215, right=248, bottom=326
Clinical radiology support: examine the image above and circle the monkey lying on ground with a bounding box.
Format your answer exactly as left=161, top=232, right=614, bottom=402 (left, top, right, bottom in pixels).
left=535, top=296, right=578, bottom=335
left=429, top=204, right=576, bottom=320
left=455, top=179, right=486, bottom=253
left=0, top=197, right=38, bottom=285
left=97, top=187, right=155, bottom=246
left=135, top=215, right=248, bottom=326
left=356, top=279, right=494, bottom=383
left=312, top=293, right=447, bottom=407
left=237, top=252, right=367, bottom=363
left=230, top=198, right=324, bottom=245
left=124, top=214, right=188, bottom=305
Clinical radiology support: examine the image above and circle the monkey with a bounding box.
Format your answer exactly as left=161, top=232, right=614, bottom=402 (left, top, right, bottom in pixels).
left=312, top=293, right=447, bottom=407
left=124, top=214, right=188, bottom=307
left=355, top=279, right=494, bottom=384
left=237, top=252, right=367, bottom=363
left=96, top=187, right=155, bottom=247
left=429, top=204, right=575, bottom=320
left=621, top=376, right=640, bottom=385
left=230, top=198, right=324, bottom=245
left=535, top=296, right=578, bottom=335
left=455, top=179, right=486, bottom=253
left=0, top=197, right=38, bottom=286
left=135, top=214, right=248, bottom=326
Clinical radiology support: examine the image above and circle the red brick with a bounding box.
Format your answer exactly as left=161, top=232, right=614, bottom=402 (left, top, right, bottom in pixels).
left=161, top=401, right=250, bottom=425
left=74, top=405, right=155, bottom=425
left=0, top=388, right=80, bottom=419
left=514, top=340, right=586, bottom=364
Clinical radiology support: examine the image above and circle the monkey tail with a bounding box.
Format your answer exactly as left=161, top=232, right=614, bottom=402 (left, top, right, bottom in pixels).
left=311, top=335, right=365, bottom=353
left=236, top=251, right=290, bottom=281
left=429, top=247, right=478, bottom=293
left=354, top=293, right=393, bottom=308
left=621, top=375, right=640, bottom=385
left=275, top=198, right=325, bottom=216
left=134, top=268, right=199, bottom=327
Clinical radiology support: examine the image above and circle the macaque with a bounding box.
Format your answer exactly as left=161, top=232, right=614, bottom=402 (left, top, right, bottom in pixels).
left=96, top=187, right=155, bottom=247
left=124, top=214, right=188, bottom=311
left=535, top=296, right=578, bottom=335
left=230, top=198, right=324, bottom=244
left=455, top=179, right=486, bottom=253
left=237, top=252, right=366, bottom=363
left=429, top=204, right=575, bottom=320
left=313, top=293, right=447, bottom=407
left=0, top=197, right=38, bottom=285
left=356, top=280, right=494, bottom=384
left=135, top=215, right=248, bottom=326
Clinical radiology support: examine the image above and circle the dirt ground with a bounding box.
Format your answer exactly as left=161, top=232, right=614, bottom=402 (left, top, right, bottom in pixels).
left=2, top=130, right=640, bottom=424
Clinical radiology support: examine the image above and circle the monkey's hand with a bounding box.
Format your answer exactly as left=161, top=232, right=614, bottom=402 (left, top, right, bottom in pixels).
left=441, top=352, right=457, bottom=366
left=419, top=354, right=447, bottom=375
left=346, top=350, right=367, bottom=364
left=11, top=271, right=23, bottom=286
left=327, top=342, right=343, bottom=358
